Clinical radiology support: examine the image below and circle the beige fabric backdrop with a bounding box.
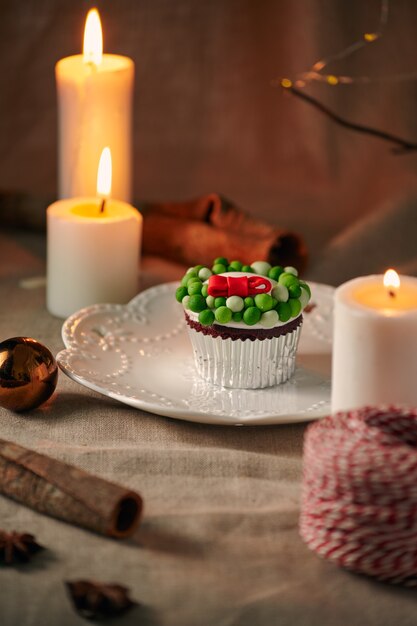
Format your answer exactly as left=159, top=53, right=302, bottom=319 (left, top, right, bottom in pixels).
left=1, top=0, right=417, bottom=259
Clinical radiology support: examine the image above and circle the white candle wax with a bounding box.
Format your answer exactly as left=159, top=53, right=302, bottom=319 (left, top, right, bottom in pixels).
left=331, top=274, right=417, bottom=412
left=56, top=53, right=134, bottom=202
left=47, top=198, right=142, bottom=318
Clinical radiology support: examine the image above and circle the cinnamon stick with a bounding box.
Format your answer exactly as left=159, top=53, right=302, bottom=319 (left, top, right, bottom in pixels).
left=143, top=213, right=307, bottom=270
left=0, top=439, right=142, bottom=538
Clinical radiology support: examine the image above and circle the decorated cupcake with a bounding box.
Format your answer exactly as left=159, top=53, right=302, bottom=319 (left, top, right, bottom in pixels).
left=176, top=257, right=312, bottom=389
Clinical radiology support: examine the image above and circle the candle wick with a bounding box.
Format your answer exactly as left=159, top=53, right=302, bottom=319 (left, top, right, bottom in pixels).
left=388, top=289, right=396, bottom=298
left=99, top=198, right=106, bottom=214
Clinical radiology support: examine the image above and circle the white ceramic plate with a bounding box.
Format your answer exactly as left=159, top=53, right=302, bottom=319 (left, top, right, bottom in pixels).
left=57, top=281, right=334, bottom=426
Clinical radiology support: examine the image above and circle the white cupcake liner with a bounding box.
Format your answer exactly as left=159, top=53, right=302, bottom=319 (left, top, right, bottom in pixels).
left=187, top=323, right=302, bottom=389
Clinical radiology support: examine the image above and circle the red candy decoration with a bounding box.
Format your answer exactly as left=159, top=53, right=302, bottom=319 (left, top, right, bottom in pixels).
left=208, top=275, right=271, bottom=298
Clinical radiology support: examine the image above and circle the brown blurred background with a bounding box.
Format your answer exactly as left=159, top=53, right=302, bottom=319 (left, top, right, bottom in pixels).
left=1, top=0, right=417, bottom=276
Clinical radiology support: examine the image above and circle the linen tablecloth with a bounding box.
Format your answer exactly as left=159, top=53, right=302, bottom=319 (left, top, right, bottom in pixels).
left=1, top=229, right=417, bottom=626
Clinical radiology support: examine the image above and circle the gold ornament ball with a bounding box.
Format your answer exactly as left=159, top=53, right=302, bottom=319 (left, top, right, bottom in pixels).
left=0, top=337, right=58, bottom=412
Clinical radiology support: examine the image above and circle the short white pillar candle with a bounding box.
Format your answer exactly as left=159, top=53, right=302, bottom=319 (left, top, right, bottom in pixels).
left=47, top=147, right=142, bottom=318
left=331, top=272, right=417, bottom=412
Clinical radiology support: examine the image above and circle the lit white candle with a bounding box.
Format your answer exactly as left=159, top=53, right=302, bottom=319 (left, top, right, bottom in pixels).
left=332, top=270, right=417, bottom=412
left=47, top=148, right=142, bottom=318
left=56, top=9, right=134, bottom=202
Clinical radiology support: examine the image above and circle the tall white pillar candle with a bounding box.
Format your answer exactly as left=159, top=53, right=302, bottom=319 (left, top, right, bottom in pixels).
left=47, top=197, right=142, bottom=318
left=56, top=9, right=134, bottom=202
left=331, top=273, right=417, bottom=412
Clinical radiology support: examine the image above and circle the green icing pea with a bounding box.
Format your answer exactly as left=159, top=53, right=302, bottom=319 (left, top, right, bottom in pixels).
left=215, top=306, right=233, bottom=324
left=206, top=295, right=216, bottom=309
left=243, top=307, right=261, bottom=325
left=251, top=261, right=272, bottom=276
left=271, top=284, right=289, bottom=303
left=182, top=295, right=190, bottom=309
left=226, top=295, right=244, bottom=312
left=175, top=286, right=188, bottom=302
left=299, top=281, right=311, bottom=298
left=268, top=265, right=284, bottom=281
left=244, top=296, right=254, bottom=308
left=260, top=310, right=279, bottom=327
left=188, top=281, right=203, bottom=296
left=212, top=263, right=227, bottom=275
left=214, top=257, right=228, bottom=266
left=188, top=294, right=207, bottom=313
left=279, top=272, right=299, bottom=287
left=228, top=260, right=243, bottom=271
left=284, top=266, right=298, bottom=276
left=241, top=265, right=254, bottom=273
left=271, top=296, right=278, bottom=308
left=277, top=301, right=291, bottom=322
left=199, top=309, right=215, bottom=326
left=214, top=297, right=227, bottom=308
left=289, top=298, right=302, bottom=317
left=288, top=284, right=302, bottom=299
left=194, top=264, right=205, bottom=271
left=201, top=284, right=209, bottom=297
left=198, top=267, right=212, bottom=281
left=254, top=293, right=274, bottom=312
left=181, top=272, right=197, bottom=287
left=232, top=311, right=243, bottom=322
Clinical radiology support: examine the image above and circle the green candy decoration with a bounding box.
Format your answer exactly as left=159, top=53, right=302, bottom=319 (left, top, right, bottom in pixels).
left=198, top=267, right=212, bottom=281
left=214, top=257, right=228, bottom=266
left=243, top=307, right=261, bottom=325
left=232, top=311, right=243, bottom=322
left=228, top=260, right=243, bottom=271
left=260, top=310, right=279, bottom=327
left=226, top=295, right=244, bottom=312
left=212, top=263, right=227, bottom=275
left=251, top=261, right=271, bottom=276
left=182, top=295, right=191, bottom=309
left=289, top=298, right=302, bottom=317
left=199, top=309, right=215, bottom=326
left=279, top=272, right=299, bottom=287
left=268, top=266, right=284, bottom=281
left=254, top=293, right=274, bottom=312
left=206, top=295, right=216, bottom=309
left=215, top=306, right=233, bottom=324
left=175, top=286, right=188, bottom=302
left=181, top=271, right=197, bottom=287
left=214, top=297, right=227, bottom=308
left=244, top=296, right=254, bottom=308
left=188, top=294, right=207, bottom=313
left=277, top=301, right=291, bottom=322
left=241, top=265, right=254, bottom=273
left=194, top=264, right=205, bottom=271
left=288, top=283, right=302, bottom=299
left=188, top=281, right=203, bottom=296
left=201, top=284, right=209, bottom=297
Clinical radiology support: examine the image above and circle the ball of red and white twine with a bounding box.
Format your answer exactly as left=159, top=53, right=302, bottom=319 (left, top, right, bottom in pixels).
left=300, top=406, right=417, bottom=585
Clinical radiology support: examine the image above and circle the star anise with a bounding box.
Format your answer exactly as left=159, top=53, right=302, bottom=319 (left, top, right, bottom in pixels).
left=0, top=530, right=43, bottom=565
left=65, top=580, right=136, bottom=620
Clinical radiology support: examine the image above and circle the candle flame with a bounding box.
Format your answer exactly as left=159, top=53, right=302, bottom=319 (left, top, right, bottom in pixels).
left=383, top=269, right=400, bottom=290
left=83, top=8, right=103, bottom=65
left=97, top=147, right=112, bottom=197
